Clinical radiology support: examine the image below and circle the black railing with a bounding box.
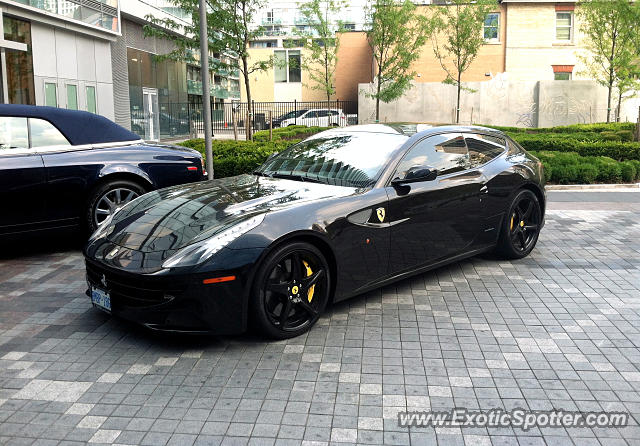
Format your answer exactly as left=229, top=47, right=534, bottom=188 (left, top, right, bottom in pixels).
left=133, top=100, right=358, bottom=140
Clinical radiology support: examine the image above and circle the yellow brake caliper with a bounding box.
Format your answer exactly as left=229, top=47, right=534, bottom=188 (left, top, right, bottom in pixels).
left=510, top=214, right=515, bottom=231
left=303, top=260, right=314, bottom=303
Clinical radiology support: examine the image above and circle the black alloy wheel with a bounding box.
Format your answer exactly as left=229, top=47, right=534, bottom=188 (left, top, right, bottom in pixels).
left=252, top=242, right=330, bottom=339
left=495, top=189, right=542, bottom=259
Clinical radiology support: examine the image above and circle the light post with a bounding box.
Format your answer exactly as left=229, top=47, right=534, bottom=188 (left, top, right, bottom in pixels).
left=198, top=0, right=214, bottom=179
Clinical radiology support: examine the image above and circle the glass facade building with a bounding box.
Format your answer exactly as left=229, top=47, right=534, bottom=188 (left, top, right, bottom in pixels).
left=12, top=0, right=119, bottom=32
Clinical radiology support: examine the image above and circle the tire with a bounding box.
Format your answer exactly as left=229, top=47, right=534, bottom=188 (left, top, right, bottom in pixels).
left=494, top=189, right=542, bottom=259
left=86, top=179, right=147, bottom=234
left=251, top=242, right=331, bottom=339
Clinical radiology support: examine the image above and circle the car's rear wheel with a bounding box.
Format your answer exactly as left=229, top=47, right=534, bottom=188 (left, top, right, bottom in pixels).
left=495, top=189, right=542, bottom=259
left=251, top=242, right=330, bottom=339
left=86, top=179, right=146, bottom=234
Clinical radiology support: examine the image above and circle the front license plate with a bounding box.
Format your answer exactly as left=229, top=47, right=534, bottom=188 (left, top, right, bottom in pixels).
left=91, top=287, right=111, bottom=313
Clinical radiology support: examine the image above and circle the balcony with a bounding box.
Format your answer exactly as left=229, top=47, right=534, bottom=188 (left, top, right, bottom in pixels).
left=213, top=85, right=229, bottom=99
left=187, top=79, right=202, bottom=95
left=262, top=17, right=282, bottom=25
left=229, top=88, right=241, bottom=99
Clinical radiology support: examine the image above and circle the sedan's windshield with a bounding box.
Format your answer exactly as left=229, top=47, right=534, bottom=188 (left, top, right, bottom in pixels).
left=279, top=109, right=308, bottom=120
left=256, top=132, right=407, bottom=188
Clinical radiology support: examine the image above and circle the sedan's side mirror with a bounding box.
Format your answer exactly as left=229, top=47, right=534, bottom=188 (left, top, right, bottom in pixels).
left=391, top=166, right=438, bottom=186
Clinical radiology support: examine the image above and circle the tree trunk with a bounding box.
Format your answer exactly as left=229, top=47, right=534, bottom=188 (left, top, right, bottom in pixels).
left=616, top=88, right=623, bottom=122
left=606, top=82, right=613, bottom=123
left=456, top=72, right=461, bottom=124
left=375, top=75, right=381, bottom=123
left=242, top=55, right=252, bottom=140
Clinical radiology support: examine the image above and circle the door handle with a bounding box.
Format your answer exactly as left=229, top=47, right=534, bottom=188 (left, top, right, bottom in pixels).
left=480, top=185, right=488, bottom=194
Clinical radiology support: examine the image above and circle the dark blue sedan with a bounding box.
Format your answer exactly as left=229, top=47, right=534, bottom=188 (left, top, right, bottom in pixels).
left=0, top=105, right=205, bottom=236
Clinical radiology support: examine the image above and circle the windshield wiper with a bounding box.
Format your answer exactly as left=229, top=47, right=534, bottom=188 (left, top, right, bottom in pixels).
left=252, top=170, right=272, bottom=178
left=270, top=173, right=323, bottom=184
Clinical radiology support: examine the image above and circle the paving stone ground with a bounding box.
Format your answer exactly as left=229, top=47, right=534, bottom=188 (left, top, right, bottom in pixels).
left=1, top=191, right=639, bottom=445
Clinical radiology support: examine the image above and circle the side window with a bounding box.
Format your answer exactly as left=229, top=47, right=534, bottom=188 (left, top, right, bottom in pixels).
left=465, top=134, right=506, bottom=167
left=394, top=133, right=469, bottom=179
left=29, top=118, right=71, bottom=147
left=0, top=117, right=29, bottom=150
left=304, top=111, right=318, bottom=119
left=316, top=110, right=329, bottom=118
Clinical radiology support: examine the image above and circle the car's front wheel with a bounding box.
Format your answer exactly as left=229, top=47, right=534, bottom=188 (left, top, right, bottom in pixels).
left=495, top=189, right=542, bottom=259
left=86, top=179, right=146, bottom=234
left=251, top=242, right=330, bottom=339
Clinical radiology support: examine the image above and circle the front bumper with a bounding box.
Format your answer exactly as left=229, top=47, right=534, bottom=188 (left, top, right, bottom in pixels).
left=84, top=257, right=252, bottom=334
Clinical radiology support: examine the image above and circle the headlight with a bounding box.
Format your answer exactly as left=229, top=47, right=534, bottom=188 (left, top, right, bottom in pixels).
left=161, top=214, right=265, bottom=268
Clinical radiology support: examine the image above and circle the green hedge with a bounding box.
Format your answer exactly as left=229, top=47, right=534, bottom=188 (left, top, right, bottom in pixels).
left=488, top=122, right=635, bottom=134
left=511, top=134, right=640, bottom=161
left=179, top=139, right=294, bottom=178
left=531, top=151, right=640, bottom=184
left=253, top=125, right=330, bottom=142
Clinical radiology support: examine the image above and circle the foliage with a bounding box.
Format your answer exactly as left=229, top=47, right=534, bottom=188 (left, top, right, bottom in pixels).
left=531, top=151, right=640, bottom=184
left=179, top=139, right=294, bottom=177
left=253, top=125, right=330, bottom=141
left=431, top=0, right=496, bottom=123
left=144, top=0, right=272, bottom=138
left=366, top=0, right=432, bottom=121
left=293, top=0, right=345, bottom=102
left=487, top=122, right=635, bottom=134
left=577, top=0, right=640, bottom=122
left=512, top=135, right=640, bottom=161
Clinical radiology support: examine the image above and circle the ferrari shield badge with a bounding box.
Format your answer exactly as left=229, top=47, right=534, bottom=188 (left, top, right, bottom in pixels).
left=376, top=207, right=385, bottom=223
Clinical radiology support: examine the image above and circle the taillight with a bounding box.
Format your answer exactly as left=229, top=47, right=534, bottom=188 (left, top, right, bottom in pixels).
left=187, top=166, right=198, bottom=171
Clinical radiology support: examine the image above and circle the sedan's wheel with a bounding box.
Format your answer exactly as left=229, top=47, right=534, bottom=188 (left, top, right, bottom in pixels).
left=252, top=242, right=330, bottom=339
left=86, top=180, right=146, bottom=234
left=495, top=189, right=542, bottom=259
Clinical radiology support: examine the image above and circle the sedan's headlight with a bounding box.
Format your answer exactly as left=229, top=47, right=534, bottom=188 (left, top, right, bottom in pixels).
left=161, top=214, right=265, bottom=268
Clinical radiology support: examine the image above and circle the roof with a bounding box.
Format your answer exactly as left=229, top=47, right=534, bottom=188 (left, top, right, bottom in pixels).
left=0, top=105, right=140, bottom=146
left=325, top=123, right=505, bottom=137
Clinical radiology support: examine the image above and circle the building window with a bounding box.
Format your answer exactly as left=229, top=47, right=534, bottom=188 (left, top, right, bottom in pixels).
left=86, top=86, right=97, bottom=113
left=556, top=12, right=573, bottom=41
left=554, top=72, right=571, bottom=80
left=66, top=84, right=78, bottom=110
left=44, top=83, right=57, bottom=107
left=343, top=23, right=356, bottom=31
left=250, top=40, right=277, bottom=48
left=3, top=16, right=35, bottom=105
left=484, top=13, right=499, bottom=41
left=274, top=50, right=301, bottom=83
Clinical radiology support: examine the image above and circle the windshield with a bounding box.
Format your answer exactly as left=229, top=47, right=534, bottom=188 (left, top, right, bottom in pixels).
left=256, top=132, right=407, bottom=188
left=278, top=109, right=308, bottom=120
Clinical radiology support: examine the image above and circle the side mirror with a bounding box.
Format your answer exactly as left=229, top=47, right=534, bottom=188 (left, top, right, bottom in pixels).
left=391, top=166, right=438, bottom=186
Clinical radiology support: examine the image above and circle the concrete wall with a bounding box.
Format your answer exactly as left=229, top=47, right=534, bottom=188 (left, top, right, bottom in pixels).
left=504, top=3, right=589, bottom=81
left=31, top=22, right=114, bottom=119
left=357, top=78, right=631, bottom=127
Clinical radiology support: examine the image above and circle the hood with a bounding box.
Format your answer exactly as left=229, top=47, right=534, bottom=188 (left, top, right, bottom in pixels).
left=105, top=174, right=356, bottom=254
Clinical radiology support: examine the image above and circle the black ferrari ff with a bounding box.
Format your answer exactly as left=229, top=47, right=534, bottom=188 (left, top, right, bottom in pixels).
left=84, top=124, right=545, bottom=338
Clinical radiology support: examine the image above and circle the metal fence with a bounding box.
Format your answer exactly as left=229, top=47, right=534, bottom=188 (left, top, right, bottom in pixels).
left=150, top=100, right=358, bottom=139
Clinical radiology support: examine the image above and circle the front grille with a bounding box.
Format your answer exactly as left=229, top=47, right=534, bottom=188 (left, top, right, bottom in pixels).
left=86, top=261, right=181, bottom=308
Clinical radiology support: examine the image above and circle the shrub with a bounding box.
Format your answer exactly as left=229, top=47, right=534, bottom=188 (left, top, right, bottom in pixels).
left=253, top=125, right=329, bottom=142
left=488, top=122, right=635, bottom=134
left=615, top=130, right=634, bottom=142
left=178, top=138, right=295, bottom=178
left=600, top=131, right=618, bottom=141
left=510, top=134, right=640, bottom=161
left=551, top=164, right=578, bottom=184
left=621, top=161, right=637, bottom=182
left=576, top=164, right=598, bottom=184
left=630, top=160, right=640, bottom=180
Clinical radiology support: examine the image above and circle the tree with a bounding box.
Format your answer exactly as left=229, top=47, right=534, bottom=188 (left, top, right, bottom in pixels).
left=294, top=0, right=345, bottom=103
left=144, top=0, right=271, bottom=138
left=366, top=0, right=431, bottom=122
left=431, top=0, right=496, bottom=123
left=578, top=0, right=640, bottom=123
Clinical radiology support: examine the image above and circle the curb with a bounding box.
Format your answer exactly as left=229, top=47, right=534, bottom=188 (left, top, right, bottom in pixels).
left=546, top=183, right=640, bottom=191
